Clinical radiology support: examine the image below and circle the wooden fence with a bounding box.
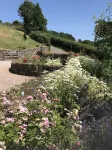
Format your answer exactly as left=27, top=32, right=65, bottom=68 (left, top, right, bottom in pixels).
left=0, top=46, right=48, bottom=60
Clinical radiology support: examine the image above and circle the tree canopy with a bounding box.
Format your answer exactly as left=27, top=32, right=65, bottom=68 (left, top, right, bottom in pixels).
left=18, top=1, right=47, bottom=37
left=94, top=3, right=112, bottom=78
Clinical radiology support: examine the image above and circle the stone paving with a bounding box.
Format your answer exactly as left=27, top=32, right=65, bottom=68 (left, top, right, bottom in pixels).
left=0, top=61, right=34, bottom=92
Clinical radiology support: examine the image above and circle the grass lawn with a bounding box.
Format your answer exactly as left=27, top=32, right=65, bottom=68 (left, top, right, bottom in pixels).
left=0, top=25, right=40, bottom=49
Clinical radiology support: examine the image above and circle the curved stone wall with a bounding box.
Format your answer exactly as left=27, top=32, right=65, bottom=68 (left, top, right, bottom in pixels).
left=9, top=62, right=63, bottom=77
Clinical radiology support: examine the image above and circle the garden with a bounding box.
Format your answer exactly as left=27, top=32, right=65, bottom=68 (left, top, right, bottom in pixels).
left=0, top=2, right=112, bottom=150
left=0, top=51, right=112, bottom=149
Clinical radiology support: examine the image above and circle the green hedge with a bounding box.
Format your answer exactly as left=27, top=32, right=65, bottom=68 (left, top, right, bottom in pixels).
left=46, top=30, right=76, bottom=41
left=30, top=31, right=96, bottom=55
left=30, top=31, right=51, bottom=46
left=47, top=34, right=97, bottom=55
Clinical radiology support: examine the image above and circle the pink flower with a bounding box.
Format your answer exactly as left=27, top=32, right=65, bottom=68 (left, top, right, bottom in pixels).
left=0, top=120, right=5, bottom=125
left=42, top=117, right=50, bottom=127
left=19, top=124, right=27, bottom=134
left=19, top=124, right=27, bottom=129
left=39, top=117, right=55, bottom=133
left=32, top=55, right=40, bottom=59
left=75, top=141, right=81, bottom=147
left=40, top=93, right=47, bottom=101
left=49, top=145, right=59, bottom=150
left=3, top=100, right=11, bottom=107
left=39, top=118, right=50, bottom=128
left=74, top=53, right=79, bottom=57
left=19, top=125, right=25, bottom=129
left=25, top=95, right=33, bottom=101
left=43, top=108, right=50, bottom=114
left=2, top=96, right=7, bottom=101
left=19, top=106, right=28, bottom=113
left=6, top=118, right=14, bottom=123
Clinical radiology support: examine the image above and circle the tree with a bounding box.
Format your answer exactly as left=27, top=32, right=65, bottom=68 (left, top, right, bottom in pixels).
left=12, top=20, right=24, bottom=31
left=33, top=3, right=47, bottom=32
left=94, top=3, right=112, bottom=78
left=18, top=1, right=47, bottom=38
left=0, top=20, right=2, bottom=24
left=78, top=39, right=82, bottom=43
left=18, top=1, right=35, bottom=35
left=94, top=5, right=112, bottom=60
left=12, top=20, right=23, bottom=26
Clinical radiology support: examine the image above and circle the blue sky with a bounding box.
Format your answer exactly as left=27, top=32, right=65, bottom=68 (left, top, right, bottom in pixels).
left=0, top=0, right=110, bottom=41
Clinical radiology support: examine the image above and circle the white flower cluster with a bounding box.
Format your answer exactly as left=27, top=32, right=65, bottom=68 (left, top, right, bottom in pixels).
left=44, top=57, right=112, bottom=100
left=45, top=58, right=62, bottom=66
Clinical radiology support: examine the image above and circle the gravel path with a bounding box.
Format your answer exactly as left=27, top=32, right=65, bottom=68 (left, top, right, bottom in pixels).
left=50, top=46, right=68, bottom=54
left=0, top=61, right=34, bottom=92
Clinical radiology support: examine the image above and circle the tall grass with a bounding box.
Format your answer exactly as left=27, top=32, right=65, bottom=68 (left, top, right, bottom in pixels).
left=0, top=25, right=40, bottom=49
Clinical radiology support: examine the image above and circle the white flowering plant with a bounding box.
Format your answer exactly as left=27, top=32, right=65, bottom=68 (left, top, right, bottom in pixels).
left=0, top=57, right=112, bottom=150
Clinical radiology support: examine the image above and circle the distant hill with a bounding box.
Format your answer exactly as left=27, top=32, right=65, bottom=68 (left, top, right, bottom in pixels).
left=0, top=25, right=40, bottom=49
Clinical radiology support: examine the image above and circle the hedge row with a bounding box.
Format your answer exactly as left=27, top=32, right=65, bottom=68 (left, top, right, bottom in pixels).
left=30, top=31, right=97, bottom=55
left=46, top=30, right=76, bottom=41
left=30, top=31, right=51, bottom=46
left=47, top=34, right=97, bottom=55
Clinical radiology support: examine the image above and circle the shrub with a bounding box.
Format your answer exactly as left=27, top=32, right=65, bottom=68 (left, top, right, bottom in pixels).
left=45, top=58, right=62, bottom=66
left=81, top=115, right=112, bottom=150
left=44, top=57, right=112, bottom=111
left=30, top=31, right=51, bottom=46
left=46, top=30, right=76, bottom=41
left=45, top=33, right=96, bottom=55
left=77, top=56, right=102, bottom=77
left=0, top=81, right=81, bottom=149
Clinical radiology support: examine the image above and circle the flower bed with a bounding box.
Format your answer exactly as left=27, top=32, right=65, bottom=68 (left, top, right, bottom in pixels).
left=0, top=78, right=82, bottom=150
left=9, top=55, right=63, bottom=76
left=1, top=57, right=112, bottom=149
left=9, top=62, right=63, bottom=76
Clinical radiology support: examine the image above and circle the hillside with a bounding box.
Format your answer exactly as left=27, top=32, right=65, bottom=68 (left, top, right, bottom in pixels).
left=0, top=25, right=40, bottom=49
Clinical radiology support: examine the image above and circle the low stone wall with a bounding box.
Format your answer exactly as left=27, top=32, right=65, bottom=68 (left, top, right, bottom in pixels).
left=9, top=62, right=63, bottom=77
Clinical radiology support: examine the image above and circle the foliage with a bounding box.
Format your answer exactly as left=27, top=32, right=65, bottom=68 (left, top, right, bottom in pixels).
left=45, top=33, right=96, bottom=55
left=45, top=58, right=62, bottom=66
left=0, top=20, right=2, bottom=24
left=82, top=40, right=94, bottom=46
left=3, top=22, right=12, bottom=26
left=30, top=31, right=50, bottom=46
left=18, top=1, right=47, bottom=36
left=0, top=79, right=81, bottom=149
left=81, top=116, right=112, bottom=150
left=78, top=39, right=82, bottom=43
left=46, top=30, right=76, bottom=41
left=18, top=1, right=35, bottom=35
left=77, top=56, right=102, bottom=77
left=12, top=20, right=24, bottom=31
left=19, top=55, right=62, bottom=66
left=44, top=57, right=112, bottom=106
left=94, top=3, right=112, bottom=80
left=0, top=56, right=112, bottom=149
left=30, top=31, right=96, bottom=54
left=12, top=20, right=23, bottom=26
left=33, top=3, right=47, bottom=32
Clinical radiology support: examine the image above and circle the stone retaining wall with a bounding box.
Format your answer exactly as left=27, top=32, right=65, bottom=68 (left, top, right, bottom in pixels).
left=9, top=62, right=63, bottom=77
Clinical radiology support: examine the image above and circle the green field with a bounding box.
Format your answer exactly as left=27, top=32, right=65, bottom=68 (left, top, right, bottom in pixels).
left=0, top=25, right=40, bottom=49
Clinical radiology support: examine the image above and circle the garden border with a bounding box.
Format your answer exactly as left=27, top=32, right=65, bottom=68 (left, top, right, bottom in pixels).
left=9, top=62, right=63, bottom=76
